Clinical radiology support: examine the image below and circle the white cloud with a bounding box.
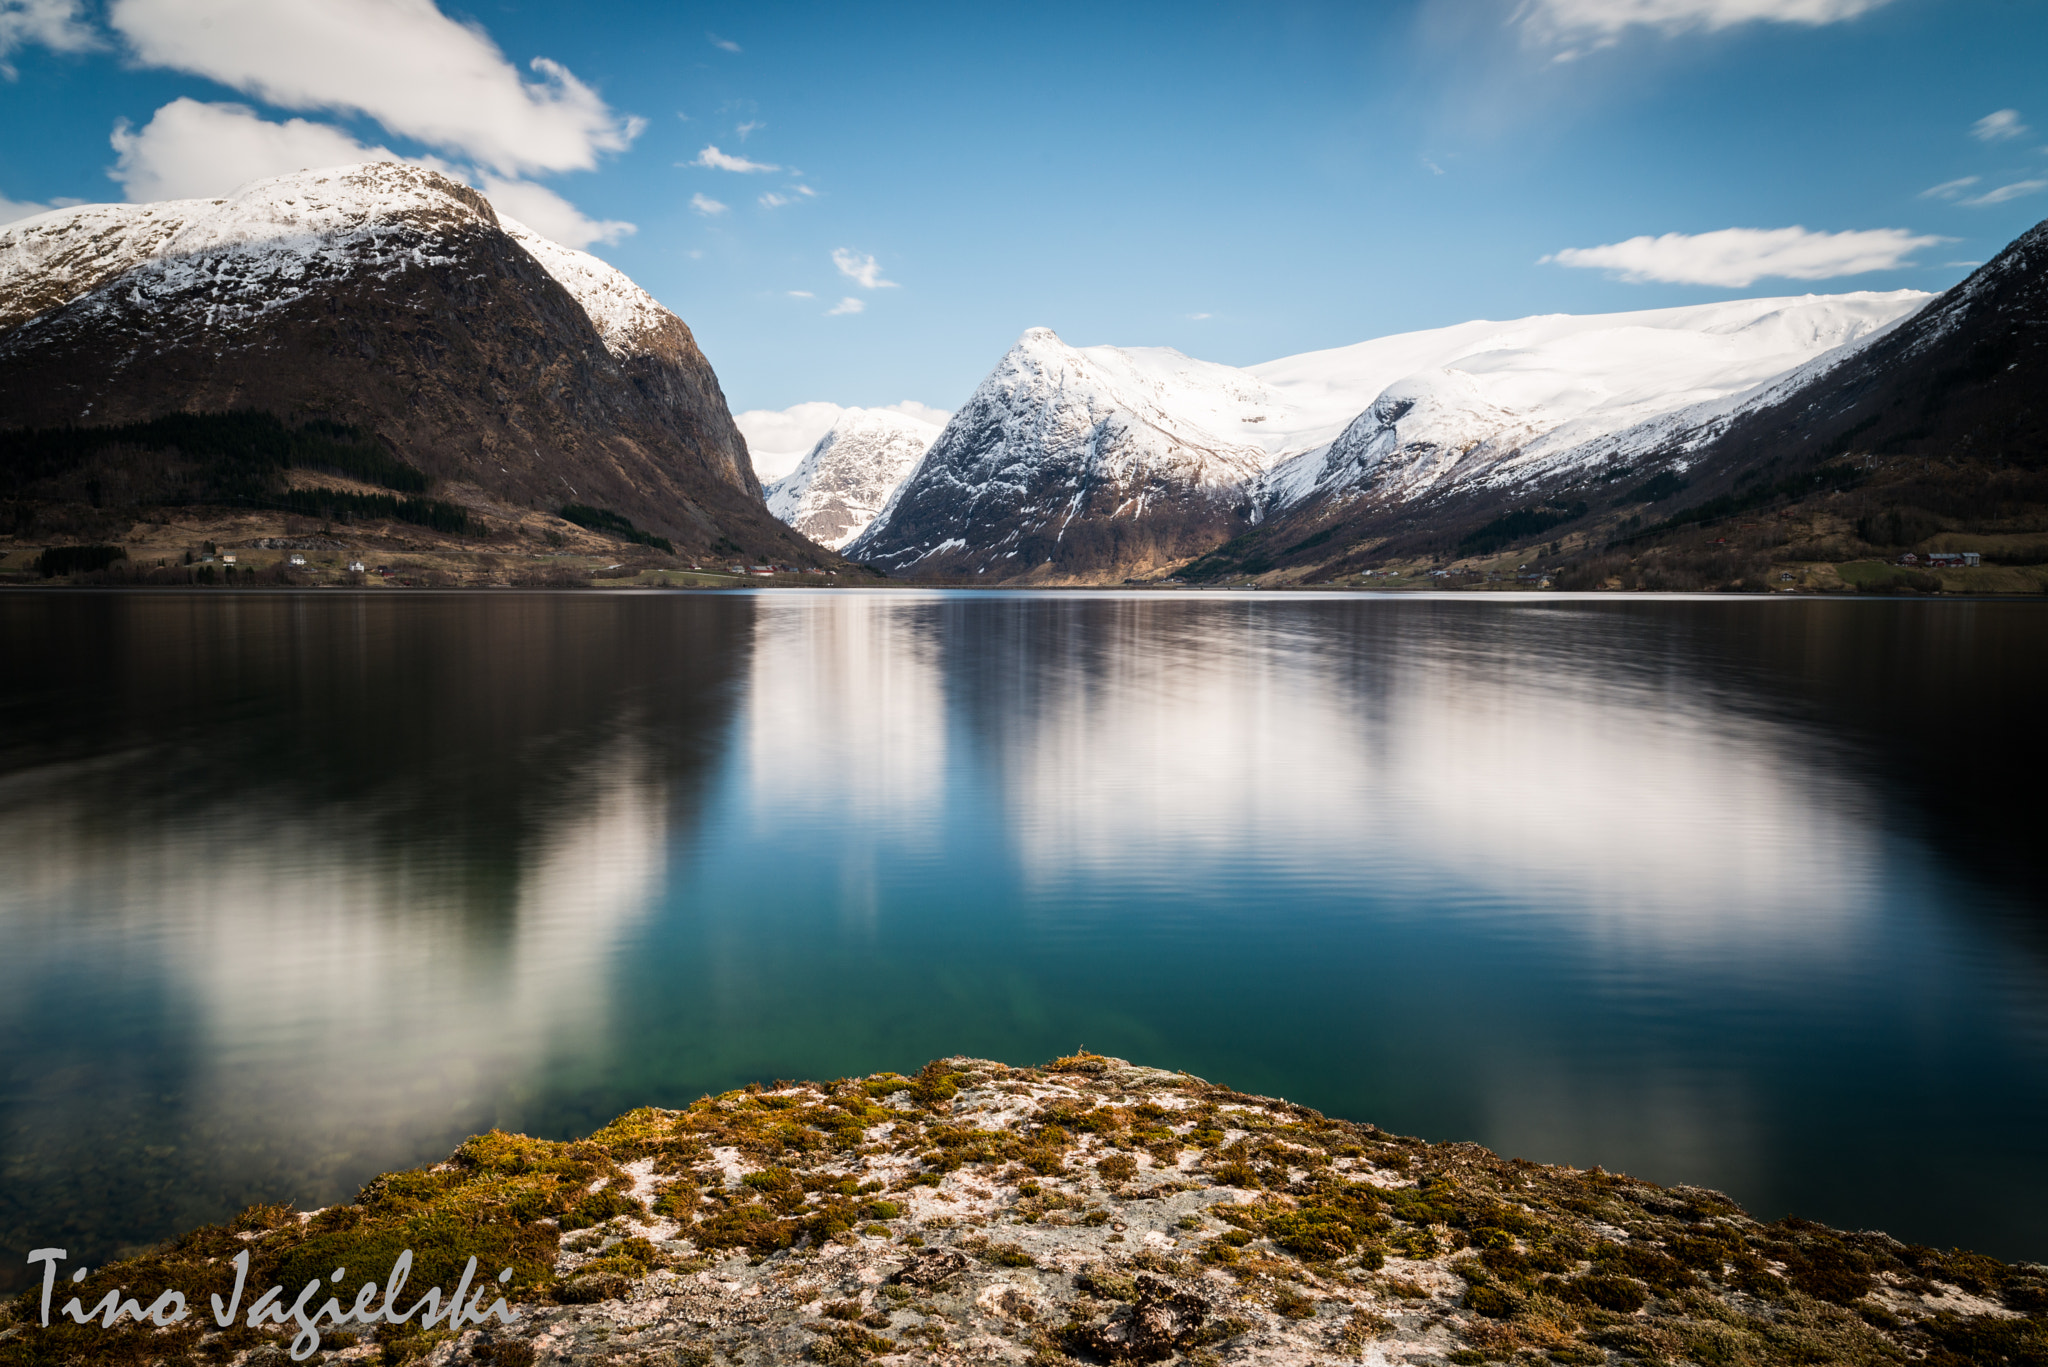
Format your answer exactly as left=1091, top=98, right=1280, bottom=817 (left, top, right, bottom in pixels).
left=1919, top=176, right=1980, bottom=200
left=0, top=0, right=99, bottom=76
left=786, top=290, right=814, bottom=298
left=827, top=296, right=865, bottom=316
left=0, top=190, right=54, bottom=224
left=690, top=191, right=728, bottom=216
left=737, top=120, right=763, bottom=139
left=832, top=247, right=896, bottom=289
left=735, top=399, right=950, bottom=480
left=109, top=97, right=404, bottom=201
left=1544, top=225, right=1943, bottom=286
left=1961, top=179, right=2048, bottom=207
left=759, top=191, right=793, bottom=208
left=479, top=176, right=633, bottom=248
left=735, top=400, right=847, bottom=479
left=106, top=0, right=638, bottom=177
left=1187, top=312, right=1212, bottom=320
left=1972, top=109, right=2027, bottom=142
left=1945, top=260, right=1983, bottom=269
left=692, top=144, right=778, bottom=173
left=708, top=32, right=740, bottom=53
left=1520, top=0, right=1891, bottom=51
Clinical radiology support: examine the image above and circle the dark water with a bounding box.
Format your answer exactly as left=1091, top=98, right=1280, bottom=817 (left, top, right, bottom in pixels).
left=2, top=589, right=2045, bottom=1290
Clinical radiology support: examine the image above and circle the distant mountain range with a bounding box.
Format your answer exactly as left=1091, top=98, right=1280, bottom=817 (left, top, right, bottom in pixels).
left=0, top=162, right=830, bottom=566
left=766, top=407, right=944, bottom=550
left=5, top=163, right=2038, bottom=587
left=842, top=294, right=1931, bottom=580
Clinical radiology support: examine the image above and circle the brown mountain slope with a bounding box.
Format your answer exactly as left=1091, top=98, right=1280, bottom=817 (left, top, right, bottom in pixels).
left=0, top=162, right=826, bottom=565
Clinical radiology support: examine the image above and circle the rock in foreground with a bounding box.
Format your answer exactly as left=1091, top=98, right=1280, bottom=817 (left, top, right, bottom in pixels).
left=4, top=1055, right=2042, bottom=1366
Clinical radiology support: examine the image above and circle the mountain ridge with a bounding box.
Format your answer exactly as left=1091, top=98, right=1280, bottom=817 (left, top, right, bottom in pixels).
left=766, top=406, right=943, bottom=550
left=0, top=162, right=828, bottom=567
left=842, top=294, right=1930, bottom=581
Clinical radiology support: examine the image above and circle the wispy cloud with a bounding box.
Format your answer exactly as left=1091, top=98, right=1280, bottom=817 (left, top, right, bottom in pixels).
left=0, top=0, right=100, bottom=77
left=1961, top=178, right=2048, bottom=207
left=759, top=191, right=793, bottom=208
left=689, top=192, right=727, bottom=216
left=691, top=144, right=778, bottom=173
left=786, top=290, right=814, bottom=298
left=737, top=120, right=764, bottom=140
left=707, top=32, right=740, bottom=53
left=832, top=248, right=897, bottom=289
left=481, top=176, right=634, bottom=248
left=1187, top=312, right=1212, bottom=320
left=0, top=190, right=54, bottom=224
left=1919, top=176, right=1980, bottom=200
left=1972, top=109, right=2028, bottom=142
left=826, top=296, right=865, bottom=316
left=1543, top=225, right=1943, bottom=287
left=1519, top=0, right=1892, bottom=57
left=1422, top=157, right=1445, bottom=175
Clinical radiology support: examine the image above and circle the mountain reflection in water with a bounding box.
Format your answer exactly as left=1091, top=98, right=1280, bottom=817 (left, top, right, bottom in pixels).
left=0, top=590, right=2043, bottom=1289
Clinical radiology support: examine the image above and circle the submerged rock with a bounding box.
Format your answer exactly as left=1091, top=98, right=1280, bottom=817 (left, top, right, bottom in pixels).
left=3, top=1054, right=2042, bottom=1366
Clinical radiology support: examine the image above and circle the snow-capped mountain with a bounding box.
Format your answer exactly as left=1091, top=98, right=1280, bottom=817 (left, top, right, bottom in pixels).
left=1255, top=292, right=1928, bottom=513
left=0, top=162, right=825, bottom=562
left=849, top=294, right=1930, bottom=579
left=765, top=407, right=944, bottom=549
left=1600, top=216, right=2048, bottom=490
left=844, top=328, right=1280, bottom=578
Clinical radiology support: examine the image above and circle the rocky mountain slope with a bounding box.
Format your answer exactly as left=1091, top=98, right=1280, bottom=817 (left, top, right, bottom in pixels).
left=6, top=1053, right=2039, bottom=1367
left=1195, top=214, right=2048, bottom=586
left=1253, top=293, right=1925, bottom=516
left=1610, top=216, right=2048, bottom=484
left=0, top=162, right=826, bottom=565
left=847, top=297, right=1927, bottom=581
left=767, top=407, right=944, bottom=550
left=846, top=329, right=1278, bottom=580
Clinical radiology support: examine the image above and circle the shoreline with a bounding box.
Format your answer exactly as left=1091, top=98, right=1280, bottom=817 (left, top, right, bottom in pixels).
left=4, top=1054, right=2041, bottom=1366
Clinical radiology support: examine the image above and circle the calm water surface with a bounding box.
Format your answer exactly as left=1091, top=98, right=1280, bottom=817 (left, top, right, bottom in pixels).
left=1, top=589, right=2044, bottom=1288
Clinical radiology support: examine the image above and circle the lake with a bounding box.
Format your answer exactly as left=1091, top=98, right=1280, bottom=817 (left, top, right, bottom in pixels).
left=1, top=588, right=2044, bottom=1290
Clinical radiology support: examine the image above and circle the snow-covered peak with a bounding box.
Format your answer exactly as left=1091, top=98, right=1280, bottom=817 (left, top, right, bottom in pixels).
left=970, top=328, right=1275, bottom=485
left=495, top=215, right=677, bottom=359
left=1247, top=291, right=1931, bottom=461
left=766, top=407, right=944, bottom=549
left=0, top=162, right=685, bottom=362
left=1257, top=290, right=1931, bottom=511
left=0, top=162, right=495, bottom=335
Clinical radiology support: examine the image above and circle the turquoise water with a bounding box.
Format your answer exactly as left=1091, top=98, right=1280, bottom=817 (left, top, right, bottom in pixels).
left=1, top=589, right=2044, bottom=1289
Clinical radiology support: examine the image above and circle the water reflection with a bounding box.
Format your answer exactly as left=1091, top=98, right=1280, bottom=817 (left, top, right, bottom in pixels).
left=970, top=599, right=1879, bottom=953
left=0, top=592, right=746, bottom=1281
left=0, top=590, right=2044, bottom=1289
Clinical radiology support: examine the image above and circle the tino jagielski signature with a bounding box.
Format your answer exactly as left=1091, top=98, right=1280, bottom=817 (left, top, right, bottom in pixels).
left=25, top=1245, right=518, bottom=1360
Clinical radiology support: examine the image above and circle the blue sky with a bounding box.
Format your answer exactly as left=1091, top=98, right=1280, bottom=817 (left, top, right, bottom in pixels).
left=3, top=0, right=2046, bottom=449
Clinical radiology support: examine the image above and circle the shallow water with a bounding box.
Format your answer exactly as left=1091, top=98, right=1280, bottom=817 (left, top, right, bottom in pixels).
left=1, top=588, right=2044, bottom=1288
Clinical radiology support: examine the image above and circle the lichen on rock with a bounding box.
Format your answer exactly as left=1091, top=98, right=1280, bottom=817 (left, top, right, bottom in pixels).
left=4, top=1053, right=2043, bottom=1365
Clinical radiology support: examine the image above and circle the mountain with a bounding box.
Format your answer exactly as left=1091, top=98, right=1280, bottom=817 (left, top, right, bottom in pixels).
left=848, top=296, right=1929, bottom=580
left=1252, top=292, right=1927, bottom=514
left=766, top=407, right=943, bottom=549
left=1613, top=217, right=2048, bottom=480
left=845, top=328, right=1279, bottom=579
left=0, top=161, right=826, bottom=564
